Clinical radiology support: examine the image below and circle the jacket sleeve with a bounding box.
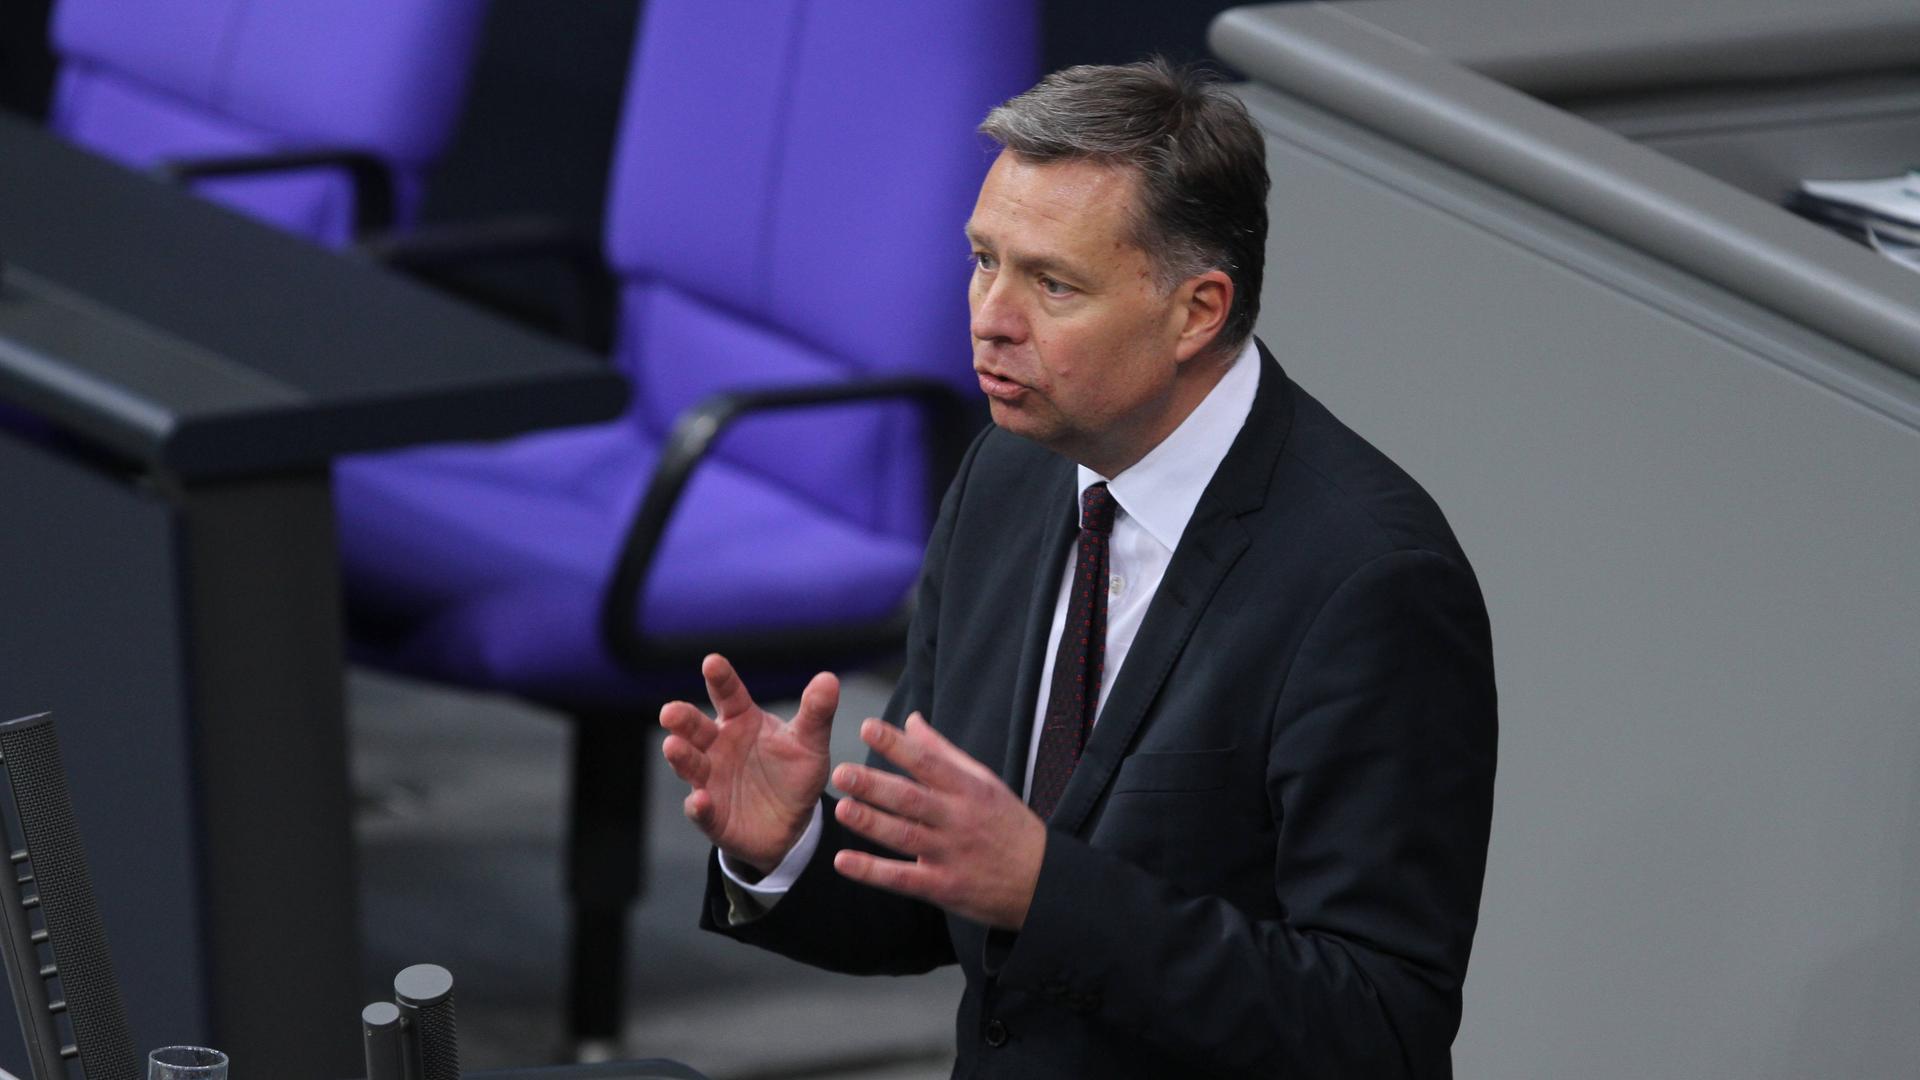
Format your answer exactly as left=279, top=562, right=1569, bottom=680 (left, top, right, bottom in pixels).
left=696, top=426, right=996, bottom=975
left=991, top=548, right=1498, bottom=1078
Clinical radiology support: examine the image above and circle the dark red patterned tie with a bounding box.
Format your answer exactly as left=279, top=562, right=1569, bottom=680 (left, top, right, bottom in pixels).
left=1029, top=482, right=1116, bottom=820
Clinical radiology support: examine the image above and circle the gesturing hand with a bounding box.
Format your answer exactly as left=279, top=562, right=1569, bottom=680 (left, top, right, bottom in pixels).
left=659, top=654, right=837, bottom=876
left=831, top=713, right=1048, bottom=930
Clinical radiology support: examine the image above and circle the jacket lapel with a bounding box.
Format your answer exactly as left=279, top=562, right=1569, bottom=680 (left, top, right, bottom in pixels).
left=999, top=460, right=1079, bottom=793
left=1046, top=344, right=1297, bottom=834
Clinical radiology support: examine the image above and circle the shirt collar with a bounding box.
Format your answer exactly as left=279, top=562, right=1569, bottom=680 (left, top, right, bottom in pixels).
left=1077, top=337, right=1261, bottom=551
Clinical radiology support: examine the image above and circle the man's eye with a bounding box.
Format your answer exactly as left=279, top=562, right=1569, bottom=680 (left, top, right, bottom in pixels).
left=1039, top=275, right=1074, bottom=296
left=972, top=251, right=997, bottom=272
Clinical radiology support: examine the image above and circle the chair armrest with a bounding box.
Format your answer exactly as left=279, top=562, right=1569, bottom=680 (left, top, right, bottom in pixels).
left=359, top=216, right=614, bottom=352
left=153, top=147, right=396, bottom=234
left=359, top=215, right=598, bottom=268
left=599, top=375, right=982, bottom=671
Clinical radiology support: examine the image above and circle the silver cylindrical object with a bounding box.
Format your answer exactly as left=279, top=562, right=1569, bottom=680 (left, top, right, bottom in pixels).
left=393, top=963, right=458, bottom=1080
left=361, top=1001, right=407, bottom=1080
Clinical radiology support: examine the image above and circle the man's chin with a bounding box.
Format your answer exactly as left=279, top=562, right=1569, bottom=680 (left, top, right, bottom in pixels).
left=985, top=397, right=1026, bottom=431
left=986, top=400, right=1056, bottom=447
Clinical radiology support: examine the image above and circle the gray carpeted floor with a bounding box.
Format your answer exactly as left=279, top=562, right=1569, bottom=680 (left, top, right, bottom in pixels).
left=350, top=667, right=959, bottom=1080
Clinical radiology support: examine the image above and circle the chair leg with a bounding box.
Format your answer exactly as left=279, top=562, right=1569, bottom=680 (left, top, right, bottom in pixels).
left=564, top=711, right=649, bottom=1057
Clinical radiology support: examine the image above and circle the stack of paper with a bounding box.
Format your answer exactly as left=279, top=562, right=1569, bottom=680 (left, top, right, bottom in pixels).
left=1791, top=171, right=1920, bottom=270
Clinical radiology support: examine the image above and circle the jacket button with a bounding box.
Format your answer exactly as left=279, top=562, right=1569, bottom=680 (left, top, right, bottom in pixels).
left=984, top=1018, right=1009, bottom=1047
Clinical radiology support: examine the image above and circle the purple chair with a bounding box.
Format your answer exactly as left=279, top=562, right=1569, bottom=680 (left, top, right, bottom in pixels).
left=48, top=0, right=488, bottom=247
left=333, top=0, right=1036, bottom=1055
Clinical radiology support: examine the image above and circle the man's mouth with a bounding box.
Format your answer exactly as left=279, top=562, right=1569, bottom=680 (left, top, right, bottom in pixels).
left=975, top=368, right=1029, bottom=401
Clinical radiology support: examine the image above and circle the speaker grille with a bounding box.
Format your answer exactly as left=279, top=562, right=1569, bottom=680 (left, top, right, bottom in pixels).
left=412, top=996, right=458, bottom=1080
left=0, top=716, right=139, bottom=1080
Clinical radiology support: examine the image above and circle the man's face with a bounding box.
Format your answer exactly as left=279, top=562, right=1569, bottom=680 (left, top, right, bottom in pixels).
left=966, top=152, right=1203, bottom=477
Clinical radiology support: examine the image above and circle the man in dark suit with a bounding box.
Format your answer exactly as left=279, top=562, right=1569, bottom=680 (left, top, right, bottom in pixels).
left=659, top=59, right=1496, bottom=1078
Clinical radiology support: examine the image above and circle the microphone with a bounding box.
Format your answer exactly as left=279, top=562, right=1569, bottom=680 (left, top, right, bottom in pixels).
left=393, top=963, right=459, bottom=1080
left=360, top=1002, right=406, bottom=1080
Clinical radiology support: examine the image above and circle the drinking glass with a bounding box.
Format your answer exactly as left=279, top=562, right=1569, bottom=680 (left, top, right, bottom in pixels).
left=147, top=1046, right=228, bottom=1080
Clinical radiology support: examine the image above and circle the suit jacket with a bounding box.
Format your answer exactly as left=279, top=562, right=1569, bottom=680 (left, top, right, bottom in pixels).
left=702, top=344, right=1497, bottom=1079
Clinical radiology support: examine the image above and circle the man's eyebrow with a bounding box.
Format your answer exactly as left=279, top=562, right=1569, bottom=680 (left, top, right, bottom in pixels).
left=963, top=226, right=1085, bottom=281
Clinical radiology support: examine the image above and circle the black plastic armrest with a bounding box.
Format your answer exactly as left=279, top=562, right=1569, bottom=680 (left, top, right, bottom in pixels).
left=359, top=215, right=597, bottom=269
left=599, top=375, right=981, bottom=670
left=153, top=147, right=396, bottom=234
left=358, top=216, right=613, bottom=351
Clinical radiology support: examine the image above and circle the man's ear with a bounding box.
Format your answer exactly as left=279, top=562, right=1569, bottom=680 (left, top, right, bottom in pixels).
left=1173, top=270, right=1234, bottom=363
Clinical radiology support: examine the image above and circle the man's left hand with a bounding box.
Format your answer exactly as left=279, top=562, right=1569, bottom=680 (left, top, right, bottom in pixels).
left=831, top=713, right=1047, bottom=930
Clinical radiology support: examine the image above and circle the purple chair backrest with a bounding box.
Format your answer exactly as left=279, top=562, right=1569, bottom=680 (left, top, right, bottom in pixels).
left=49, top=0, right=487, bottom=247
left=604, top=0, right=1037, bottom=539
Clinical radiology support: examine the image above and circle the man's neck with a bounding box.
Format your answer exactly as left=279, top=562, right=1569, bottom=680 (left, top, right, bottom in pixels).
left=1085, top=339, right=1250, bottom=480
left=1075, top=335, right=1260, bottom=554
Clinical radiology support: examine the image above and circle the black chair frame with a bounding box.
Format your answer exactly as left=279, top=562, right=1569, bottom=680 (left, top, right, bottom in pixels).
left=154, top=146, right=397, bottom=236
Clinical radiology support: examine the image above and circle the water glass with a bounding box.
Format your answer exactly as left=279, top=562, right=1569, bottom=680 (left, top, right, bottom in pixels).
left=148, top=1046, right=228, bottom=1080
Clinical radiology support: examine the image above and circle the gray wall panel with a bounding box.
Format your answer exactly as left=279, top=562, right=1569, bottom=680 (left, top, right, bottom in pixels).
left=1246, top=84, right=1920, bottom=1077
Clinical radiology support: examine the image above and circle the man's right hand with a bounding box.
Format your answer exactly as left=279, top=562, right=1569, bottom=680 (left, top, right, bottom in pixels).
left=659, top=654, right=837, bottom=877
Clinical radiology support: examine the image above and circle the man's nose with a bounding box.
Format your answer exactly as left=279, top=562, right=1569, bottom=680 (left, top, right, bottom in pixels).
left=970, top=275, right=1025, bottom=344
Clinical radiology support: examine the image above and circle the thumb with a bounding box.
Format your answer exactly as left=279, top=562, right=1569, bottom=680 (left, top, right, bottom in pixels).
left=790, top=671, right=840, bottom=750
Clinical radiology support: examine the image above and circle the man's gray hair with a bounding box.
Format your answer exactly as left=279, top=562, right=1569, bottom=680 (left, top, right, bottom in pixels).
left=979, top=58, right=1270, bottom=359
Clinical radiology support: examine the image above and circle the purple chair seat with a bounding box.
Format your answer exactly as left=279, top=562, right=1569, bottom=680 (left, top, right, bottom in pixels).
left=336, top=423, right=925, bottom=705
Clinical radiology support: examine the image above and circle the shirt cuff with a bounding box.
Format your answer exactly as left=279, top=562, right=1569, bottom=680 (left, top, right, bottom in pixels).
left=717, top=800, right=824, bottom=908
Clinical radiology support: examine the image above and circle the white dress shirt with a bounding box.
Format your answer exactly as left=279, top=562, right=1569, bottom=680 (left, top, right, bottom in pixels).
left=724, top=338, right=1260, bottom=900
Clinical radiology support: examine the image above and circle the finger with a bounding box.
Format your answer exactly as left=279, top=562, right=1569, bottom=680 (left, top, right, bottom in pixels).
left=683, top=788, right=715, bottom=830
left=833, top=762, right=944, bottom=825
left=789, top=671, right=840, bottom=750
left=862, top=714, right=965, bottom=791
left=902, top=712, right=1002, bottom=787
left=701, top=653, right=756, bottom=720
left=835, top=796, right=936, bottom=857
left=659, top=700, right=720, bottom=751
left=832, top=848, right=941, bottom=904
left=902, top=712, right=991, bottom=771
left=660, top=735, right=710, bottom=786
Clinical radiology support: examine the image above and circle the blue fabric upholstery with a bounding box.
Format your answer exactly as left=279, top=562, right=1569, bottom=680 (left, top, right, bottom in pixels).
left=336, top=424, right=926, bottom=705
left=336, top=0, right=1038, bottom=705
left=49, top=0, right=486, bottom=246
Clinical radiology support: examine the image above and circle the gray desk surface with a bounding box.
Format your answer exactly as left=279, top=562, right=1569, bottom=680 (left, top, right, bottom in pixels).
left=1297, top=0, right=1920, bottom=97
left=0, top=110, right=627, bottom=477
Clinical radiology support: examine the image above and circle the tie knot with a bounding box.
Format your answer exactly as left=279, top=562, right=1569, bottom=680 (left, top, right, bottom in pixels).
left=1079, top=482, right=1116, bottom=535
